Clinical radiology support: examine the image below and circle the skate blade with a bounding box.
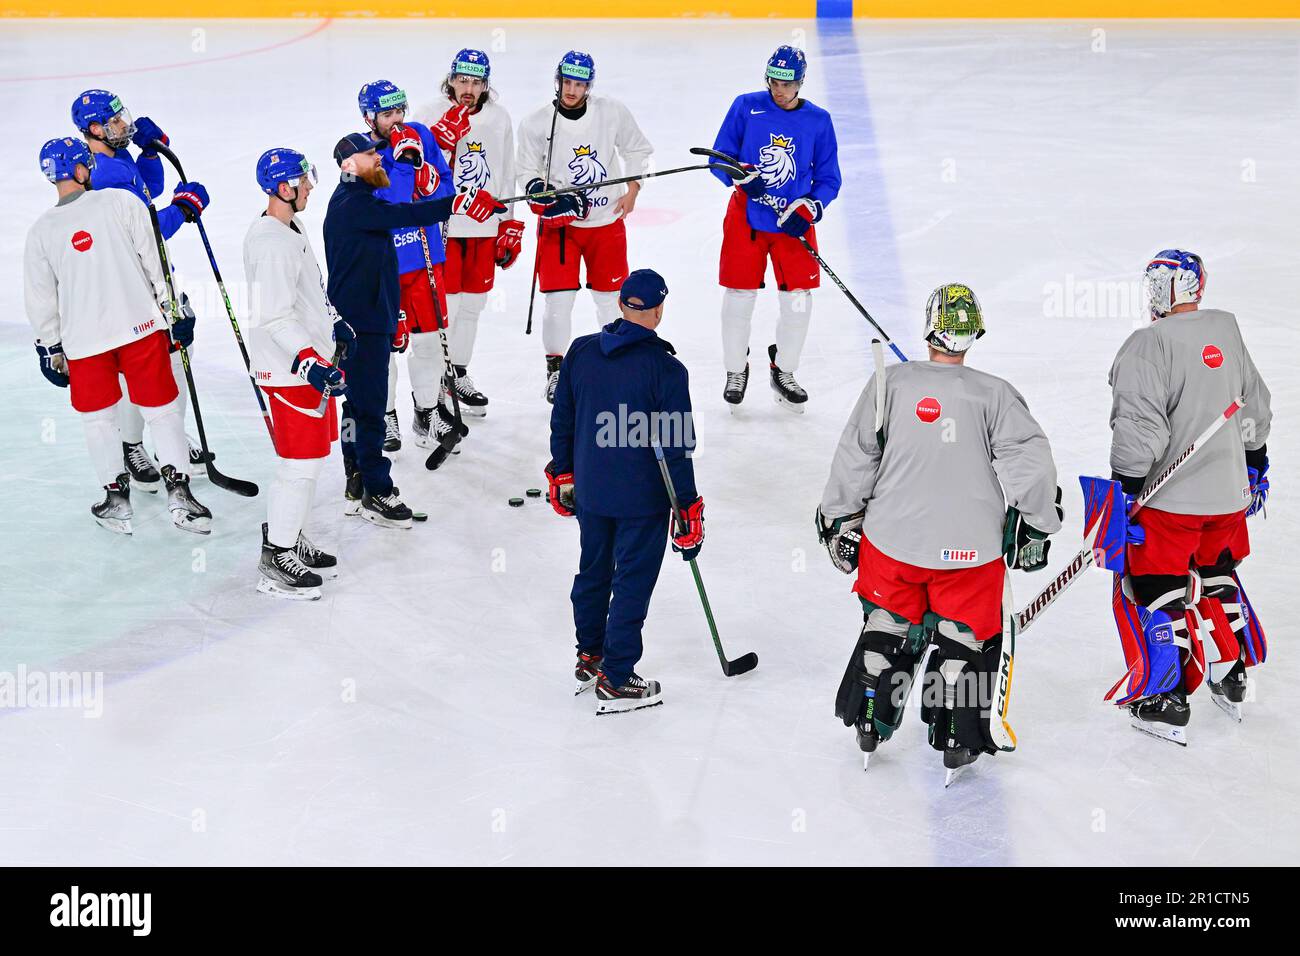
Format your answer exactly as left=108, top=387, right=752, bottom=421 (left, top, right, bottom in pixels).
left=574, top=678, right=597, bottom=696
left=343, top=500, right=362, bottom=517
left=171, top=512, right=212, bottom=535
left=595, top=696, right=664, bottom=715
left=1211, top=692, right=1244, bottom=723
left=461, top=406, right=487, bottom=418
left=413, top=433, right=436, bottom=450
left=257, top=578, right=322, bottom=601
left=1129, top=716, right=1188, bottom=747
left=360, top=510, right=413, bottom=530
left=94, top=515, right=133, bottom=535
left=130, top=477, right=160, bottom=494
left=770, top=391, right=806, bottom=415
left=863, top=751, right=872, bottom=772
left=944, top=766, right=968, bottom=788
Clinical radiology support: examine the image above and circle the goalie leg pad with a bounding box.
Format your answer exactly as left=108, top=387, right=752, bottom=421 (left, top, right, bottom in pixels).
left=1107, top=578, right=1195, bottom=705
left=835, top=604, right=926, bottom=740
left=1198, top=555, right=1266, bottom=668
left=920, top=620, right=1012, bottom=755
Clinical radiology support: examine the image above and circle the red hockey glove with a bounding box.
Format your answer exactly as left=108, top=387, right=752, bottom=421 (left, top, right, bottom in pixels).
left=453, top=186, right=507, bottom=223
left=391, top=310, right=410, bottom=353
left=431, top=104, right=471, bottom=152
left=545, top=461, right=576, bottom=517
left=413, top=161, right=440, bottom=198
left=671, top=496, right=705, bottom=561
left=495, top=219, right=524, bottom=269
left=776, top=197, right=822, bottom=238
left=389, top=124, right=425, bottom=168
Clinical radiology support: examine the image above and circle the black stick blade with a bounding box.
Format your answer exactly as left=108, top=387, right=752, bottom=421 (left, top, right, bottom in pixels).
left=722, top=653, right=758, bottom=677
left=207, top=464, right=259, bottom=497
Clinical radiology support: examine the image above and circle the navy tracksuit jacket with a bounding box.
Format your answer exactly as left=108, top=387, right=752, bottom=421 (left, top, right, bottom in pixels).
left=549, top=319, right=698, bottom=686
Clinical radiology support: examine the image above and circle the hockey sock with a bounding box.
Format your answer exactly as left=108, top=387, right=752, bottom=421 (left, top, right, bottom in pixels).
left=386, top=353, right=399, bottom=414
left=775, top=290, right=812, bottom=373
left=541, top=289, right=578, bottom=356
left=170, top=347, right=189, bottom=422
left=139, top=397, right=190, bottom=476
left=115, top=391, right=145, bottom=445
left=268, top=456, right=326, bottom=549
left=449, top=292, right=486, bottom=367
left=591, top=290, right=621, bottom=326
left=83, top=406, right=124, bottom=486
left=721, top=288, right=758, bottom=374
left=407, top=331, right=445, bottom=409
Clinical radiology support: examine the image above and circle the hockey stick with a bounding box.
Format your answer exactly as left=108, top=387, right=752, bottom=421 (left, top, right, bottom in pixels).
left=494, top=157, right=746, bottom=205
left=524, top=101, right=559, bottom=336
left=693, top=147, right=910, bottom=362
left=151, top=141, right=275, bottom=442
left=270, top=343, right=347, bottom=419
left=415, top=224, right=469, bottom=471
left=652, top=441, right=758, bottom=678
left=1014, top=398, right=1246, bottom=633
left=871, top=339, right=886, bottom=447
left=140, top=181, right=258, bottom=497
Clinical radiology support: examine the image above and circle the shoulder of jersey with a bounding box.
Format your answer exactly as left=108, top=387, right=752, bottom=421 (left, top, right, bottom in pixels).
left=798, top=98, right=831, bottom=121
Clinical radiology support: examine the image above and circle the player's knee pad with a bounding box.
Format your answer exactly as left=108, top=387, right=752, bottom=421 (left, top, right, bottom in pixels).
left=276, top=455, right=326, bottom=483
left=136, top=396, right=183, bottom=425
left=1109, top=578, right=1193, bottom=705
left=835, top=605, right=927, bottom=741
left=921, top=624, right=1015, bottom=756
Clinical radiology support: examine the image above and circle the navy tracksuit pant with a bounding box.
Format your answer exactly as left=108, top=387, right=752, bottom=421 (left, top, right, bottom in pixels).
left=572, top=508, right=670, bottom=687
left=339, top=331, right=394, bottom=497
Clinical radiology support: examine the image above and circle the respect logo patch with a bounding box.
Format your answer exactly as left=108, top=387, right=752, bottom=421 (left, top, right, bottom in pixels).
left=1202, top=344, right=1223, bottom=369
left=71, top=230, right=93, bottom=252
left=916, top=397, right=941, bottom=423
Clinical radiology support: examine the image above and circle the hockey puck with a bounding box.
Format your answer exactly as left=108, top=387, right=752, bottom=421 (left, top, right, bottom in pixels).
left=508, top=497, right=525, bottom=508
left=412, top=511, right=428, bottom=522
left=526, top=488, right=543, bottom=498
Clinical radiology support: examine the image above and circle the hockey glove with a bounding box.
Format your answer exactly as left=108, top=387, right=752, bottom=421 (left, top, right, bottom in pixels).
left=815, top=507, right=864, bottom=575
left=167, top=292, right=197, bottom=350
left=292, top=348, right=346, bottom=396
left=495, top=219, right=525, bottom=269
left=1110, top=473, right=1148, bottom=544
left=453, top=186, right=507, bottom=223
left=389, top=124, right=425, bottom=168
left=1002, top=488, right=1063, bottom=572
left=1246, top=447, right=1269, bottom=517
left=131, top=117, right=169, bottom=156
left=541, top=191, right=590, bottom=227
left=391, top=310, right=410, bottom=353
left=332, top=318, right=357, bottom=357
left=776, top=197, right=822, bottom=238
left=431, top=104, right=472, bottom=152
left=544, top=461, right=576, bottom=517
left=171, top=181, right=208, bottom=222
left=526, top=178, right=557, bottom=215
left=671, top=496, right=705, bottom=561
left=413, top=161, right=440, bottom=198
left=35, top=341, right=69, bottom=388
left=730, top=162, right=766, bottom=199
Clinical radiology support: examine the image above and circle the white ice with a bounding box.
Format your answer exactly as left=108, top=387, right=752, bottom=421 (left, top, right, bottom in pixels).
left=1, top=18, right=1297, bottom=866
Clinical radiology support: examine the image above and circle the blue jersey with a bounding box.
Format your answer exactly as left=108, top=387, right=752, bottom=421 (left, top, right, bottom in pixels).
left=89, top=147, right=184, bottom=240
left=374, top=122, right=455, bottom=274
left=710, top=90, right=841, bottom=233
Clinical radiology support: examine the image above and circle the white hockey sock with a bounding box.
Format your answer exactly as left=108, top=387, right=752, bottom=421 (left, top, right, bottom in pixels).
left=541, top=289, right=578, bottom=356
left=139, top=397, right=189, bottom=476
left=591, top=290, right=621, bottom=327
left=170, top=347, right=189, bottom=421
left=408, top=331, right=445, bottom=409
left=774, top=290, right=812, bottom=373
left=449, top=292, right=486, bottom=367
left=386, top=353, right=398, bottom=414
left=115, top=385, right=145, bottom=445
left=83, top=406, right=124, bottom=487
left=268, top=456, right=326, bottom=549
left=720, top=288, right=758, bottom=374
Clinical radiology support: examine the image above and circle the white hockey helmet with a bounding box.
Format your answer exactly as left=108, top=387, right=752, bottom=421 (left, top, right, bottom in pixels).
left=924, top=283, right=985, bottom=355
left=1144, top=249, right=1206, bottom=318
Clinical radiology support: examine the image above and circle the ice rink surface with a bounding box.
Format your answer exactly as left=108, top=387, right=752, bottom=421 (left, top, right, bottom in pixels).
left=1, top=18, right=1297, bottom=865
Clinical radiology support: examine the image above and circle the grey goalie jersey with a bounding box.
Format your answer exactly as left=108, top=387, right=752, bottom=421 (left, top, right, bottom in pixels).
left=1109, top=307, right=1271, bottom=516
left=821, top=361, right=1061, bottom=570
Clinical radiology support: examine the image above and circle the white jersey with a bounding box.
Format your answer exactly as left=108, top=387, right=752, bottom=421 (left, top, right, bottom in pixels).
left=23, top=188, right=167, bottom=360
left=516, top=94, right=654, bottom=230
left=419, top=98, right=517, bottom=238
left=242, top=213, right=337, bottom=389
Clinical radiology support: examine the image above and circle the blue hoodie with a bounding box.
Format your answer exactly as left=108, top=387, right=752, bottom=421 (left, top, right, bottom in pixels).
left=550, top=319, right=697, bottom=518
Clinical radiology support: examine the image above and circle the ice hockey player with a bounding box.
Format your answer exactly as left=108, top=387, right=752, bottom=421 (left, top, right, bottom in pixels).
left=709, top=46, right=841, bottom=413
left=517, top=50, right=655, bottom=403
left=817, top=285, right=1060, bottom=781
left=324, top=133, right=502, bottom=529
left=244, top=148, right=348, bottom=600
left=71, top=89, right=210, bottom=486
left=24, top=136, right=211, bottom=536
left=417, top=49, right=523, bottom=418
left=1106, top=250, right=1272, bottom=741
left=546, top=269, right=700, bottom=714
left=353, top=79, right=463, bottom=454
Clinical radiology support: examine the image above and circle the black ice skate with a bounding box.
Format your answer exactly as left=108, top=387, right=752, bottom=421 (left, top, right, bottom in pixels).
left=257, top=524, right=322, bottom=601
left=943, top=746, right=980, bottom=788
left=855, top=718, right=880, bottom=772
left=595, top=671, right=663, bottom=715
left=575, top=650, right=603, bottom=696
left=1209, top=660, right=1248, bottom=723
left=383, top=410, right=402, bottom=452
left=297, top=529, right=338, bottom=580
left=187, top=435, right=213, bottom=467
left=361, top=486, right=413, bottom=529
left=122, top=441, right=160, bottom=493
left=543, top=354, right=563, bottom=404
left=343, top=462, right=364, bottom=517
left=92, top=473, right=133, bottom=535
left=768, top=344, right=808, bottom=414
left=161, top=465, right=212, bottom=535
left=411, top=400, right=435, bottom=451
left=446, top=366, right=488, bottom=417
left=1128, top=690, right=1190, bottom=746
left=723, top=364, right=749, bottom=411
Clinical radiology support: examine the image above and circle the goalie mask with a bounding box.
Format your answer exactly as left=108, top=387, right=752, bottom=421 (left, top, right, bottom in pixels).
left=1145, top=249, right=1206, bottom=318
left=924, top=283, right=985, bottom=355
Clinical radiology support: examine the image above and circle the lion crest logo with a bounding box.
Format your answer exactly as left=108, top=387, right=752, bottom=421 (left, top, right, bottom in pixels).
left=757, top=133, right=796, bottom=190
left=568, top=144, right=608, bottom=194
left=456, top=142, right=492, bottom=192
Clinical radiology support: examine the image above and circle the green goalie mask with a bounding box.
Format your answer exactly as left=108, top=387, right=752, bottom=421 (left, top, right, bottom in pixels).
left=924, top=283, right=985, bottom=355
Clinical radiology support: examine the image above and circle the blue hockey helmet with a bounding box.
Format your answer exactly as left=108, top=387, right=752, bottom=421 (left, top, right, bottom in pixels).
left=1145, top=249, right=1206, bottom=317
left=39, top=136, right=95, bottom=184
left=256, top=147, right=317, bottom=198
left=766, top=45, right=807, bottom=84
left=358, top=80, right=408, bottom=118
left=556, top=50, right=595, bottom=87
left=70, top=89, right=135, bottom=148
left=449, top=48, right=491, bottom=82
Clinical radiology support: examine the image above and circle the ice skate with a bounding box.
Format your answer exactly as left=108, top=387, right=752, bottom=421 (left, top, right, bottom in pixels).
left=257, top=524, right=322, bottom=601
left=91, top=473, right=133, bottom=535
left=723, top=365, right=749, bottom=412
left=574, top=650, right=603, bottom=696
left=361, top=486, right=413, bottom=529
left=343, top=461, right=363, bottom=516
left=412, top=401, right=435, bottom=451
left=161, top=465, right=212, bottom=535
left=595, top=671, right=663, bottom=715
left=187, top=435, right=213, bottom=468
left=296, top=529, right=338, bottom=580
left=543, top=354, right=563, bottom=404
left=768, top=344, right=807, bottom=414
left=1128, top=691, right=1190, bottom=746
left=122, top=441, right=160, bottom=493
left=383, top=410, right=402, bottom=452
left=943, top=746, right=979, bottom=788
left=855, top=718, right=879, bottom=771
left=446, top=366, right=488, bottom=418
left=1208, top=661, right=1248, bottom=723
